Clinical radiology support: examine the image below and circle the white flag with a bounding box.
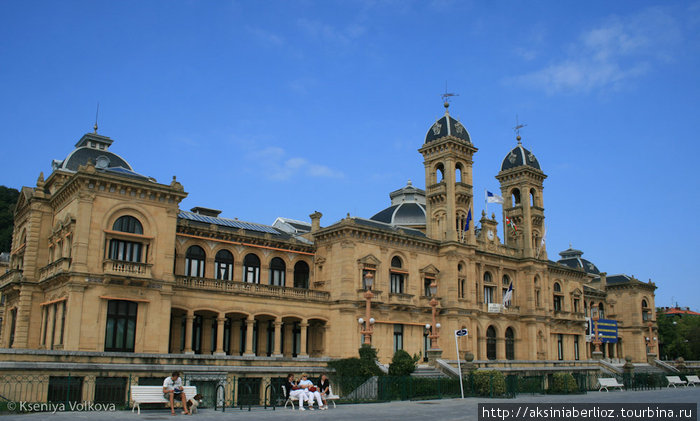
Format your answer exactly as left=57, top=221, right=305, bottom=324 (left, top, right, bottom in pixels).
left=502, top=283, right=513, bottom=308
left=486, top=190, right=504, bottom=204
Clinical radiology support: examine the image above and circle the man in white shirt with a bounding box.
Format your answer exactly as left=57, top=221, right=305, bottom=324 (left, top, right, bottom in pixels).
left=298, top=373, right=325, bottom=410
left=163, top=371, right=189, bottom=415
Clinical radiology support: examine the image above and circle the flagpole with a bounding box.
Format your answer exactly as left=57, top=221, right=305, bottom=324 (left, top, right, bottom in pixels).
left=484, top=189, right=488, bottom=217
left=455, top=332, right=464, bottom=399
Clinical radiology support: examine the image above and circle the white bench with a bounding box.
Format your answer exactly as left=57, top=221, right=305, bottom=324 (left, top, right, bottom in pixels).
left=686, top=375, right=700, bottom=386
left=666, top=376, right=687, bottom=387
left=597, top=378, right=624, bottom=392
left=130, top=385, right=197, bottom=414
left=282, top=385, right=340, bottom=409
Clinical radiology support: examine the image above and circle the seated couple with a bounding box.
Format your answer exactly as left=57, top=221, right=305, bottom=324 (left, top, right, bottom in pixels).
left=285, top=373, right=331, bottom=410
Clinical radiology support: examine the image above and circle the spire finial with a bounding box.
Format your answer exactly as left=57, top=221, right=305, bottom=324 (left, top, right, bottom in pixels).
left=441, top=82, right=459, bottom=115
left=94, top=102, right=100, bottom=133
left=513, top=114, right=526, bottom=144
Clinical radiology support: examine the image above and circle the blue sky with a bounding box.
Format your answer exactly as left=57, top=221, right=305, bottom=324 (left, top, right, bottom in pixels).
left=1, top=1, right=699, bottom=308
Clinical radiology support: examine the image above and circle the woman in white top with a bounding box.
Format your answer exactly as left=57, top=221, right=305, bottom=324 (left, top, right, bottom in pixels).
left=298, top=373, right=325, bottom=410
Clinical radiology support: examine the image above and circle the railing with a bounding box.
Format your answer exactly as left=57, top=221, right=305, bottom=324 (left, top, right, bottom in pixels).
left=103, top=260, right=152, bottom=278
left=175, top=276, right=330, bottom=302
left=38, top=258, right=71, bottom=281
left=653, top=359, right=680, bottom=373
left=0, top=269, right=22, bottom=288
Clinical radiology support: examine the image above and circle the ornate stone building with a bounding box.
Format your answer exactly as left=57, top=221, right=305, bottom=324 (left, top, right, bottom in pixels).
left=0, top=104, right=658, bottom=382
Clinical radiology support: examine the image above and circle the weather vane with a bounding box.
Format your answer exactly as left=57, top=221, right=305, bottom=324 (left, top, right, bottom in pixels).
left=513, top=114, right=526, bottom=143
left=441, top=82, right=459, bottom=104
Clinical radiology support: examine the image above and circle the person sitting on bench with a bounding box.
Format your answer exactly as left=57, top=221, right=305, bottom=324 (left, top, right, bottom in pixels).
left=163, top=371, right=189, bottom=415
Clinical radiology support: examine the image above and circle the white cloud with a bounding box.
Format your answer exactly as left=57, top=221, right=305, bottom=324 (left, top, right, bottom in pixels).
left=246, top=146, right=344, bottom=181
left=245, top=26, right=284, bottom=47
left=511, top=7, right=681, bottom=94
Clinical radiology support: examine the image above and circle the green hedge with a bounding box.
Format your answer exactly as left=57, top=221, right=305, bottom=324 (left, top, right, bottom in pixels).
left=472, top=371, right=506, bottom=396
left=548, top=373, right=578, bottom=394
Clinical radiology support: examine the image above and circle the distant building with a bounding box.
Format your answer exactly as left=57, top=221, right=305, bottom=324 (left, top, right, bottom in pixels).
left=658, top=307, right=700, bottom=317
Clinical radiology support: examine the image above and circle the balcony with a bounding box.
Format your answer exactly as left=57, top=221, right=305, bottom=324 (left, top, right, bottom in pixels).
left=39, top=257, right=72, bottom=281
left=356, top=289, right=383, bottom=302
left=0, top=269, right=22, bottom=288
left=388, top=293, right=414, bottom=305
left=175, top=276, right=331, bottom=302
left=103, top=259, right=152, bottom=278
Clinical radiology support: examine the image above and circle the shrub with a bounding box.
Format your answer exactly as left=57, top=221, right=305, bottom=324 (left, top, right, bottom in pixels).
left=548, top=373, right=578, bottom=394
left=388, top=350, right=420, bottom=376
left=472, top=370, right=506, bottom=396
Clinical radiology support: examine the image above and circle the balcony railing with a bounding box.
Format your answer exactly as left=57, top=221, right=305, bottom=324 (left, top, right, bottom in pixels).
left=0, top=269, right=22, bottom=288
left=103, top=259, right=152, bottom=278
left=175, top=276, right=331, bottom=302
left=388, top=293, right=414, bottom=305
left=39, top=257, right=72, bottom=281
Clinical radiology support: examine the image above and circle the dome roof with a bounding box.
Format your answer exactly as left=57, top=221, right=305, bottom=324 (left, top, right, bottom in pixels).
left=52, top=133, right=133, bottom=173
left=500, top=142, right=541, bottom=171
left=370, top=180, right=427, bottom=227
left=557, top=247, right=600, bottom=275
left=424, top=104, right=471, bottom=144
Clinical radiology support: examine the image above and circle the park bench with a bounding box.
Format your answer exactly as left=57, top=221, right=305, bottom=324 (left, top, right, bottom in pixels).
left=685, top=375, right=700, bottom=386
left=597, top=378, right=624, bottom=392
left=130, top=385, right=197, bottom=414
left=282, top=384, right=339, bottom=409
left=666, top=376, right=687, bottom=387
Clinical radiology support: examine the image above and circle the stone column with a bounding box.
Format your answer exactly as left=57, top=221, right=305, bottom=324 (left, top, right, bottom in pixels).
left=45, top=305, right=56, bottom=349
left=299, top=321, right=309, bottom=358
left=214, top=315, right=226, bottom=356
left=273, top=319, right=283, bottom=357
left=39, top=306, right=48, bottom=349
left=54, top=301, right=66, bottom=349
left=231, top=319, right=241, bottom=355
left=183, top=311, right=194, bottom=354
left=244, top=316, right=255, bottom=356
left=322, top=324, right=330, bottom=357
left=201, top=317, right=213, bottom=354
left=497, top=337, right=505, bottom=361
left=284, top=323, right=293, bottom=356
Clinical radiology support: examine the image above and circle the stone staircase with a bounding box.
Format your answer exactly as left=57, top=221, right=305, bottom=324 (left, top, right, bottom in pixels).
left=633, top=363, right=668, bottom=374
left=411, top=364, right=448, bottom=378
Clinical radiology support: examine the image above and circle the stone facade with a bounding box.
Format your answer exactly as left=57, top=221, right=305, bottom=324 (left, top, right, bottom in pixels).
left=0, top=107, right=658, bottom=377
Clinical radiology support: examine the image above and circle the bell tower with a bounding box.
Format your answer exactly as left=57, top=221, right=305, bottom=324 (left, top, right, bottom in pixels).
left=496, top=131, right=547, bottom=259
left=419, top=102, right=478, bottom=242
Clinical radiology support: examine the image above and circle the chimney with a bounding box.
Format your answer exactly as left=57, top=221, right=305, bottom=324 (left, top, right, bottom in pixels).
left=599, top=272, right=607, bottom=289
left=310, top=211, right=322, bottom=233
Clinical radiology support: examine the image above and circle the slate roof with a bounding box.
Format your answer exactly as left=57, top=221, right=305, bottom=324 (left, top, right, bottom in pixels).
left=352, top=217, right=426, bottom=238
left=424, top=113, right=471, bottom=144
left=500, top=144, right=541, bottom=171
left=370, top=203, right=426, bottom=226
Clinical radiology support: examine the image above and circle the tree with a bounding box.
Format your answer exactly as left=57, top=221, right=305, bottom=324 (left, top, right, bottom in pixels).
left=0, top=186, right=20, bottom=253
left=388, top=349, right=420, bottom=376
left=657, top=309, right=700, bottom=360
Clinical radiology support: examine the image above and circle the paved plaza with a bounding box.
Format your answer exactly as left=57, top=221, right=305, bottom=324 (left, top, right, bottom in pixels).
left=2, top=388, right=699, bottom=421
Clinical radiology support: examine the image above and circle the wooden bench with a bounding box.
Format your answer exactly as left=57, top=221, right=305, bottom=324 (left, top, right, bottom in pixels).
left=130, top=385, right=197, bottom=414
left=686, top=375, right=700, bottom=386
left=597, top=378, right=624, bottom=392
left=666, top=376, right=687, bottom=387
left=325, top=385, right=340, bottom=408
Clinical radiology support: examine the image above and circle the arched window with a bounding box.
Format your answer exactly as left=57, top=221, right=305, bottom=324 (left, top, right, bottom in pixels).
left=483, top=271, right=494, bottom=304
left=598, top=303, right=605, bottom=319
left=484, top=272, right=492, bottom=283
left=108, top=215, right=145, bottom=263
left=293, top=261, right=310, bottom=289
left=486, top=326, right=497, bottom=360
left=113, top=216, right=143, bottom=234
left=530, top=188, right=536, bottom=207
left=512, top=188, right=521, bottom=206
left=185, top=245, right=206, bottom=277
left=436, top=163, right=445, bottom=183
left=505, top=327, right=515, bottom=360
left=214, top=249, right=234, bottom=280
left=455, top=163, right=463, bottom=184
left=642, top=299, right=649, bottom=321
left=553, top=282, right=563, bottom=311
left=243, top=254, right=260, bottom=284
left=269, top=257, right=286, bottom=286
left=390, top=256, right=405, bottom=294
left=458, top=262, right=466, bottom=299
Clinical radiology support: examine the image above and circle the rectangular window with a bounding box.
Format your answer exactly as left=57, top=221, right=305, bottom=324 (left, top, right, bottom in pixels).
left=484, top=286, right=494, bottom=304
left=59, top=302, right=66, bottom=345
left=424, top=278, right=433, bottom=296
left=104, top=300, right=138, bottom=352
left=8, top=308, right=17, bottom=348
left=47, top=376, right=83, bottom=403
left=108, top=239, right=143, bottom=263
left=390, top=272, right=404, bottom=294
left=50, top=303, right=57, bottom=349
left=535, top=290, right=541, bottom=307
left=557, top=334, right=564, bottom=360
left=574, top=299, right=580, bottom=313
left=574, top=335, right=580, bottom=360
left=554, top=295, right=562, bottom=312
left=458, top=279, right=465, bottom=299
left=393, top=324, right=404, bottom=352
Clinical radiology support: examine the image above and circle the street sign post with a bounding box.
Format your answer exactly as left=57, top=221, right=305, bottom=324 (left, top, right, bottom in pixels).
left=454, top=328, right=468, bottom=399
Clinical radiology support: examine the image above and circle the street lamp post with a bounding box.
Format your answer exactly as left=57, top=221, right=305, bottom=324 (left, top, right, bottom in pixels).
left=646, top=321, right=657, bottom=356
left=429, top=279, right=440, bottom=349
left=360, top=271, right=375, bottom=345
left=592, top=308, right=603, bottom=359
